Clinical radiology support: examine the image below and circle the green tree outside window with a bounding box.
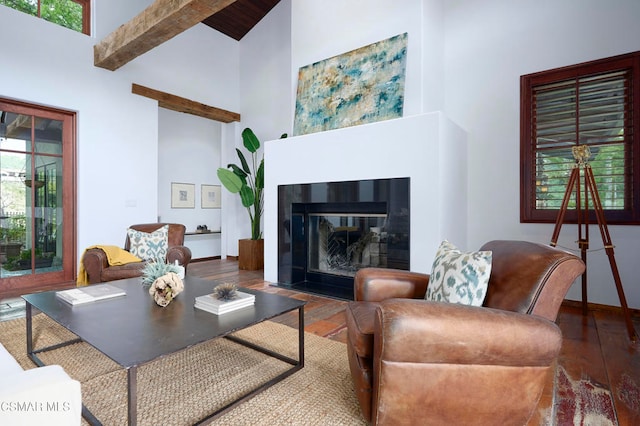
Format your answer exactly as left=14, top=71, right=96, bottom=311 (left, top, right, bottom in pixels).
left=1, top=0, right=84, bottom=33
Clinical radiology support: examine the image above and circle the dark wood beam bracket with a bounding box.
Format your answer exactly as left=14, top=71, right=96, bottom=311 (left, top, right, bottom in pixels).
left=132, top=83, right=240, bottom=123
left=94, top=0, right=238, bottom=71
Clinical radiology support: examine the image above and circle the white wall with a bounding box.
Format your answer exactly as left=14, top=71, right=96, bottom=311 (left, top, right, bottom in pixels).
left=215, top=0, right=292, bottom=257
left=0, top=2, right=239, bottom=265
left=421, top=0, right=445, bottom=112
left=291, top=0, right=426, bottom=119
left=444, top=0, right=640, bottom=309
left=157, top=108, right=222, bottom=259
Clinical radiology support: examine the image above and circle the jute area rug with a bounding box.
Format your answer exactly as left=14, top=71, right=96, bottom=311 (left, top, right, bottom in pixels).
left=0, top=314, right=366, bottom=425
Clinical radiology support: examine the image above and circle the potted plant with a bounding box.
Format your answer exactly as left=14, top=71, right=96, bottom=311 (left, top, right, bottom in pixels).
left=4, top=248, right=53, bottom=271
left=217, top=128, right=286, bottom=270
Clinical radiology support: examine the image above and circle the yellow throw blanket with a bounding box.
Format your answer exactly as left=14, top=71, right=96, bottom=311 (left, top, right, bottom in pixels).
left=77, top=245, right=142, bottom=286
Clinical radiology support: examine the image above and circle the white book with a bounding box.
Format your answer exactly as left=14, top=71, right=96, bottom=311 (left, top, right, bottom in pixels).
left=196, top=298, right=255, bottom=311
left=194, top=291, right=255, bottom=315
left=195, top=298, right=255, bottom=313
left=195, top=298, right=255, bottom=311
left=195, top=298, right=254, bottom=312
left=195, top=301, right=254, bottom=315
left=195, top=291, right=255, bottom=308
left=56, top=284, right=126, bottom=305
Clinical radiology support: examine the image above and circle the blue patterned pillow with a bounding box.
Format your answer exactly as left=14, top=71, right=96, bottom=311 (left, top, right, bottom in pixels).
left=425, top=240, right=492, bottom=306
left=127, top=225, right=169, bottom=261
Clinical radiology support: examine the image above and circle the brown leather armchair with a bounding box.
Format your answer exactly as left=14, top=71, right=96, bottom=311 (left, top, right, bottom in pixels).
left=82, top=223, right=192, bottom=284
left=346, top=240, right=585, bottom=425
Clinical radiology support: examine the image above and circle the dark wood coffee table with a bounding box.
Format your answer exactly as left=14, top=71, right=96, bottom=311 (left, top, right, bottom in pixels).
left=22, top=276, right=306, bottom=425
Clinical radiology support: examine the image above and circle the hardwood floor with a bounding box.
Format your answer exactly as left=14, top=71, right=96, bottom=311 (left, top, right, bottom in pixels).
left=1, top=259, right=638, bottom=424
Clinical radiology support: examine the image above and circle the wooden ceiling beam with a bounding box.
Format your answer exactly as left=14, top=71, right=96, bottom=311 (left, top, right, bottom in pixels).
left=94, top=0, right=238, bottom=71
left=132, top=83, right=241, bottom=123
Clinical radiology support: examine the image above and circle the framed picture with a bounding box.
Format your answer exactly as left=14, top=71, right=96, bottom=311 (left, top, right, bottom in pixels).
left=293, top=33, right=408, bottom=136
left=201, top=184, right=221, bottom=209
left=171, top=182, right=195, bottom=208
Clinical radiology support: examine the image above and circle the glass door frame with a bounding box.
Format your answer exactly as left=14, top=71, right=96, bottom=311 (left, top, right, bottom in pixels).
left=0, top=98, right=76, bottom=297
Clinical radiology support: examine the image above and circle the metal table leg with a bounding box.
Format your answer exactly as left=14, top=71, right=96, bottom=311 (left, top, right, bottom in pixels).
left=195, top=305, right=306, bottom=424
left=128, top=366, right=138, bottom=425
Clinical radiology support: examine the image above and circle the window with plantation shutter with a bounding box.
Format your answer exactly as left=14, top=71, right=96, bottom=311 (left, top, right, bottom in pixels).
left=520, top=51, right=640, bottom=224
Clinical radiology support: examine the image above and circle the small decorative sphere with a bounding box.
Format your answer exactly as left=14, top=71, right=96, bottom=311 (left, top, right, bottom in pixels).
left=213, top=283, right=238, bottom=301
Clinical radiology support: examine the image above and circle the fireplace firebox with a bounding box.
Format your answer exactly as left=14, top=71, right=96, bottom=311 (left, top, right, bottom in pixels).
left=277, top=178, right=409, bottom=300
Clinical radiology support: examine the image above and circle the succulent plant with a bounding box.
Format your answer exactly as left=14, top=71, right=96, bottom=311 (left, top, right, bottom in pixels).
left=141, top=261, right=181, bottom=286
left=212, top=283, right=238, bottom=301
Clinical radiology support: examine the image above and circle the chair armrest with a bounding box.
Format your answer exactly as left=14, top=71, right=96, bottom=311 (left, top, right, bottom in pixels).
left=82, top=248, right=109, bottom=284
left=354, top=268, right=429, bottom=302
left=166, top=245, right=192, bottom=271
left=375, top=299, right=562, bottom=366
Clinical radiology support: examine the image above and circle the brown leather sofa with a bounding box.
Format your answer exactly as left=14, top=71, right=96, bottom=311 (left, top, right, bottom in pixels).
left=345, top=240, right=585, bottom=425
left=82, top=223, right=192, bottom=284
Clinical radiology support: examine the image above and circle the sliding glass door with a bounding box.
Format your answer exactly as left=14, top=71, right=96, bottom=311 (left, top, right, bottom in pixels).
left=0, top=99, right=76, bottom=296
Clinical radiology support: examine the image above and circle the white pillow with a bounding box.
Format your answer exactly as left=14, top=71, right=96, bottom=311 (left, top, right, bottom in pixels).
left=425, top=240, right=492, bottom=306
left=126, top=225, right=169, bottom=261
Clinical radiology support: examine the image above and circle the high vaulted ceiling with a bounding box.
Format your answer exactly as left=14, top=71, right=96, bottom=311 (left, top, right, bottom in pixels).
left=94, top=0, right=281, bottom=71
left=201, top=0, right=281, bottom=41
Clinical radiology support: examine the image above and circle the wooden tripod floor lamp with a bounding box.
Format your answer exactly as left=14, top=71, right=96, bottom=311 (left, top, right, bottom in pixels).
left=549, top=145, right=638, bottom=342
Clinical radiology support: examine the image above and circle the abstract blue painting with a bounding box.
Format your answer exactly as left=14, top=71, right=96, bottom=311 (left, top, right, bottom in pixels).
left=293, top=33, right=408, bottom=136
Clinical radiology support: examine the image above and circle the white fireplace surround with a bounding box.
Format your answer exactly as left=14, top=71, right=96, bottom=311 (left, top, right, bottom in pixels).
left=263, top=112, right=468, bottom=283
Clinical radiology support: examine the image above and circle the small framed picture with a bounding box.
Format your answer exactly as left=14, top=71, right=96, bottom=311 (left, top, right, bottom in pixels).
left=171, top=182, right=195, bottom=208
left=201, top=184, right=221, bottom=209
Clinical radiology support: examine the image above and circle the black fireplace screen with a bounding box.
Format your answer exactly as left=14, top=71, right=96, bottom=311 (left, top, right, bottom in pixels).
left=307, top=209, right=387, bottom=277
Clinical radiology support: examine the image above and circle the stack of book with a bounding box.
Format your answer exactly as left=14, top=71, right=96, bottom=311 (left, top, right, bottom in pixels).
left=56, top=284, right=126, bottom=305
left=194, top=291, right=255, bottom=315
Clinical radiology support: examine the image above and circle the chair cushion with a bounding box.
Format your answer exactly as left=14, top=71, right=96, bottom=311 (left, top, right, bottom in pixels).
left=345, top=301, right=380, bottom=359
left=425, top=240, right=492, bottom=306
left=127, top=225, right=169, bottom=261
